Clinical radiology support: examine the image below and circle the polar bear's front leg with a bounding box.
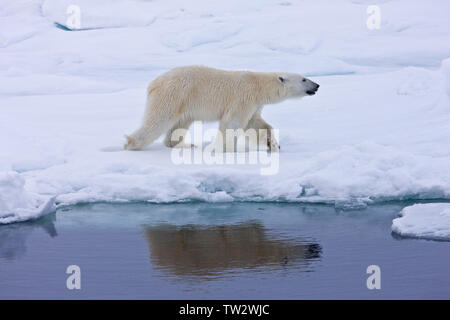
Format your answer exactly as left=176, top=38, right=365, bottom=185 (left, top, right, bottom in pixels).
left=267, top=134, right=280, bottom=152
left=246, top=113, right=279, bottom=152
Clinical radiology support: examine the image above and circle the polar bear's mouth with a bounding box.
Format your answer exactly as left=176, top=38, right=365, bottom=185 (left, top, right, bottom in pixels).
left=306, top=90, right=316, bottom=95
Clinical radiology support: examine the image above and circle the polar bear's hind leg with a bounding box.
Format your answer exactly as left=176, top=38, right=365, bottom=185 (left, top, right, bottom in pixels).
left=124, top=109, right=180, bottom=150
left=164, top=118, right=195, bottom=148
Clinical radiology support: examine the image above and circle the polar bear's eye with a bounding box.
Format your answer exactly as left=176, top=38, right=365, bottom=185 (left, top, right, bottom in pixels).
left=302, top=78, right=306, bottom=82
left=278, top=76, right=285, bottom=83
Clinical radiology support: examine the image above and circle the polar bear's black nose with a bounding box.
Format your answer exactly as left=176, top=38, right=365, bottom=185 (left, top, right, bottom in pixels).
left=306, top=83, right=319, bottom=95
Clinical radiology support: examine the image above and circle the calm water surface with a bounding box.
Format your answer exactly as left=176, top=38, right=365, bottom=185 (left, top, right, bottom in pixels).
left=0, top=202, right=449, bottom=299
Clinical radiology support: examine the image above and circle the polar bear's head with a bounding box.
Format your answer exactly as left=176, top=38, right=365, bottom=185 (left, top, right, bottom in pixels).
left=276, top=73, right=319, bottom=99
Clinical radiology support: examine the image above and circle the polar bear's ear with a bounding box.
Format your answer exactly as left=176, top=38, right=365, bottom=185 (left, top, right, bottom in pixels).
left=278, top=76, right=285, bottom=83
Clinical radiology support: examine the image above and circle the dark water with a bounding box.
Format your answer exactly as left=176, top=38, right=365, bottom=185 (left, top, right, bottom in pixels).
left=0, top=202, right=449, bottom=299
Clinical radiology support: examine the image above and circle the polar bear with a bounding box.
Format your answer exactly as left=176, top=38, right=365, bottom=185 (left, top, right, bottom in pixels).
left=124, top=65, right=319, bottom=152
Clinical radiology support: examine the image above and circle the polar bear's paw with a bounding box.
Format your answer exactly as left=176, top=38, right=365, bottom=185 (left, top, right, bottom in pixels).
left=124, top=135, right=142, bottom=150
left=268, top=138, right=280, bottom=152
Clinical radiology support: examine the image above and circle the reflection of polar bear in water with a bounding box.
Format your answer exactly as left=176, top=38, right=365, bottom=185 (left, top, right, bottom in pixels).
left=145, top=222, right=322, bottom=276
left=124, top=66, right=319, bottom=152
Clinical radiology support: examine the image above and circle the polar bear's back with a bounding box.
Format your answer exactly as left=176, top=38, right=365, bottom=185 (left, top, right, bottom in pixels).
left=144, top=65, right=284, bottom=123
left=146, top=66, right=260, bottom=119
left=149, top=65, right=246, bottom=95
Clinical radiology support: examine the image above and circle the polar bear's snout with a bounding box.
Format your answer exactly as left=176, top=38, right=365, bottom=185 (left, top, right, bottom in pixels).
left=305, top=79, right=320, bottom=96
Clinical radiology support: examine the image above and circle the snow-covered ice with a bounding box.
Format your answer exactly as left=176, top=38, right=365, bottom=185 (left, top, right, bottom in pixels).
left=392, top=203, right=450, bottom=240
left=0, top=171, right=55, bottom=224
left=1, top=0, right=450, bottom=223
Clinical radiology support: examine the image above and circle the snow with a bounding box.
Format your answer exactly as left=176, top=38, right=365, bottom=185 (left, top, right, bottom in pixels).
left=0, top=172, right=56, bottom=224
left=392, top=203, right=450, bottom=240
left=1, top=0, right=450, bottom=224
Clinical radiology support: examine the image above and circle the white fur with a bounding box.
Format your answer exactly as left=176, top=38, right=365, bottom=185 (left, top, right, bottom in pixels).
left=124, top=66, right=319, bottom=151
